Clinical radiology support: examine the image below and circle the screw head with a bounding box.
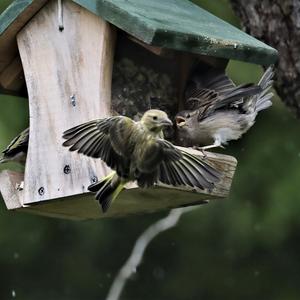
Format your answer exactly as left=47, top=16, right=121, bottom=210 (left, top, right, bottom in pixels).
left=70, top=94, right=76, bottom=107
left=64, top=165, right=71, bottom=174
left=38, top=187, right=45, bottom=196
left=91, top=176, right=98, bottom=184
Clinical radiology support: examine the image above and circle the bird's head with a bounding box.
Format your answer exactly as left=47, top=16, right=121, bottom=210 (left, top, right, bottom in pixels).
left=141, top=109, right=173, bottom=132
left=174, top=110, right=198, bottom=147
left=175, top=110, right=197, bottom=129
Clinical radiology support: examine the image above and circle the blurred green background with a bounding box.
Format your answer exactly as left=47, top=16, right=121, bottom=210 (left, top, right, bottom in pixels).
left=1, top=1, right=300, bottom=300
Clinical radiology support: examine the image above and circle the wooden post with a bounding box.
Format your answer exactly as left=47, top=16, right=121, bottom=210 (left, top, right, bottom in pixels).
left=17, top=0, right=116, bottom=205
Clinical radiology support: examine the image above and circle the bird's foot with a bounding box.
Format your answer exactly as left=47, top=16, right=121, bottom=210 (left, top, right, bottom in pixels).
left=193, top=141, right=224, bottom=157
left=193, top=146, right=208, bottom=158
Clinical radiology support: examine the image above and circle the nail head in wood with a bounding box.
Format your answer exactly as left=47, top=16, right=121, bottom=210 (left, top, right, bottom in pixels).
left=64, top=165, right=71, bottom=174
left=38, top=187, right=45, bottom=196
left=91, top=176, right=98, bottom=184
left=70, top=94, right=76, bottom=106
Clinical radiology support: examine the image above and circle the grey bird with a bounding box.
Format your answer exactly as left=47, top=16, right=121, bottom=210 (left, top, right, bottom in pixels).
left=175, top=66, right=274, bottom=150
left=0, top=127, right=29, bottom=164
left=62, top=109, right=221, bottom=212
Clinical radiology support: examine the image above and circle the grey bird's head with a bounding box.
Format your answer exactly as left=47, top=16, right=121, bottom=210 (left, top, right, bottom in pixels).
left=175, top=110, right=201, bottom=146
left=141, top=109, right=173, bottom=133
left=175, top=110, right=198, bottom=130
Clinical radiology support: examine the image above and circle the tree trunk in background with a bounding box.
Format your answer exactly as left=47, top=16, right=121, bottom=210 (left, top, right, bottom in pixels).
left=230, top=0, right=300, bottom=117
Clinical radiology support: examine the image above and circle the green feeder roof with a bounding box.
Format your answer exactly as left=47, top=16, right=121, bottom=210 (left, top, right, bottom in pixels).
left=0, top=0, right=277, bottom=77
left=74, top=0, right=278, bottom=65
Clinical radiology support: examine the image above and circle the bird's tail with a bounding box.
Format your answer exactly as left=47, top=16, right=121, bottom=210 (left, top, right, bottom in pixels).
left=88, top=172, right=125, bottom=213
left=243, top=66, right=274, bottom=114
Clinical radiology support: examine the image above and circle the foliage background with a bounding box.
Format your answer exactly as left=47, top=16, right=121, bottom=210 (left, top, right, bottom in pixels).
left=0, top=0, right=299, bottom=299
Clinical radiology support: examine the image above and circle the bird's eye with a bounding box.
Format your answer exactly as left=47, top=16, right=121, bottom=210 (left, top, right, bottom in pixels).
left=186, top=113, right=190, bottom=118
left=153, top=116, right=158, bottom=120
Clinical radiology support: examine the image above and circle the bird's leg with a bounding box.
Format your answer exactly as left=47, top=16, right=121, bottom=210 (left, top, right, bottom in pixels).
left=194, top=138, right=224, bottom=157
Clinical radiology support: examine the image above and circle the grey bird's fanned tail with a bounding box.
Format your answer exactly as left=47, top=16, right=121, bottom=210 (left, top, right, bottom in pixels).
left=243, top=65, right=274, bottom=114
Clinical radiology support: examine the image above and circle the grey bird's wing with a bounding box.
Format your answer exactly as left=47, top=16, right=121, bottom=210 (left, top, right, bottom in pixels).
left=184, top=66, right=262, bottom=121
left=62, top=116, right=135, bottom=177
left=185, top=67, right=236, bottom=103
left=1, top=127, right=29, bottom=163
left=187, top=84, right=262, bottom=122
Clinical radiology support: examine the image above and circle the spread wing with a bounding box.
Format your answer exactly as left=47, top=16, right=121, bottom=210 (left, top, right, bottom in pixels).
left=2, top=127, right=29, bottom=157
left=185, top=67, right=235, bottom=108
left=187, top=84, right=261, bottom=122
left=63, top=118, right=221, bottom=190
left=62, top=116, right=135, bottom=177
left=157, top=140, right=221, bottom=190
left=185, top=66, right=261, bottom=121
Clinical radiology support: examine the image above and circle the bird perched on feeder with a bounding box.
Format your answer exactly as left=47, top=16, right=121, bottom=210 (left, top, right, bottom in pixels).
left=175, top=66, right=274, bottom=151
left=0, top=127, right=29, bottom=164
left=62, top=109, right=221, bottom=212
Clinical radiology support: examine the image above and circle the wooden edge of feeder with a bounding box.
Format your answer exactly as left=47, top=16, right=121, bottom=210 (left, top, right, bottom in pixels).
left=0, top=149, right=237, bottom=220
left=0, top=170, right=23, bottom=209
left=127, top=34, right=175, bottom=58
left=0, top=55, right=24, bottom=92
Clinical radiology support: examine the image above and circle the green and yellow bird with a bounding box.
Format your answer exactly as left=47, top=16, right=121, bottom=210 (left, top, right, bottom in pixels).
left=0, top=127, right=29, bottom=165
left=62, top=110, right=220, bottom=212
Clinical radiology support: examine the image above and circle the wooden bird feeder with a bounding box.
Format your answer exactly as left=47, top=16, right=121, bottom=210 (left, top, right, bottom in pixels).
left=0, top=0, right=278, bottom=220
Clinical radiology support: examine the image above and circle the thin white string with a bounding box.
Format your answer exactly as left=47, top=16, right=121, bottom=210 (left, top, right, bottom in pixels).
left=58, top=0, right=64, bottom=31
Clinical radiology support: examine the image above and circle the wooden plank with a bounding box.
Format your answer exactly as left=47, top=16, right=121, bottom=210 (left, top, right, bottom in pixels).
left=74, top=0, right=278, bottom=65
left=0, top=55, right=25, bottom=91
left=127, top=35, right=174, bottom=58
left=0, top=150, right=237, bottom=220
left=0, top=0, right=47, bottom=74
left=177, top=53, right=196, bottom=111
left=17, top=0, right=116, bottom=205
left=0, top=170, right=23, bottom=209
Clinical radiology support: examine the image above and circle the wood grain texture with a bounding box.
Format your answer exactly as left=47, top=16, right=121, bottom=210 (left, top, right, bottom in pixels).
left=127, top=35, right=174, bottom=58
left=0, top=55, right=24, bottom=91
left=74, top=0, right=278, bottom=65
left=0, top=170, right=23, bottom=209
left=0, top=150, right=237, bottom=220
left=17, top=0, right=116, bottom=205
left=0, top=0, right=47, bottom=81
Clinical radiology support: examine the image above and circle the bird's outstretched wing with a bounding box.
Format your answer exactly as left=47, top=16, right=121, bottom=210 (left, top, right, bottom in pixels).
left=187, top=84, right=261, bottom=122
left=185, top=67, right=236, bottom=103
left=184, top=66, right=262, bottom=121
left=157, top=140, right=221, bottom=190
left=62, top=116, right=135, bottom=177
left=2, top=127, right=29, bottom=157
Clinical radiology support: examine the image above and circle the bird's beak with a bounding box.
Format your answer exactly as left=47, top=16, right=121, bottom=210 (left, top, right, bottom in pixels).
left=175, top=116, right=186, bottom=128
left=161, top=118, right=173, bottom=126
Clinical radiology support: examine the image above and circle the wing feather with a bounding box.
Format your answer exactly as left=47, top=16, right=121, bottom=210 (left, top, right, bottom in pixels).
left=156, top=140, right=220, bottom=190
left=62, top=117, right=133, bottom=177
left=2, top=127, right=29, bottom=157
